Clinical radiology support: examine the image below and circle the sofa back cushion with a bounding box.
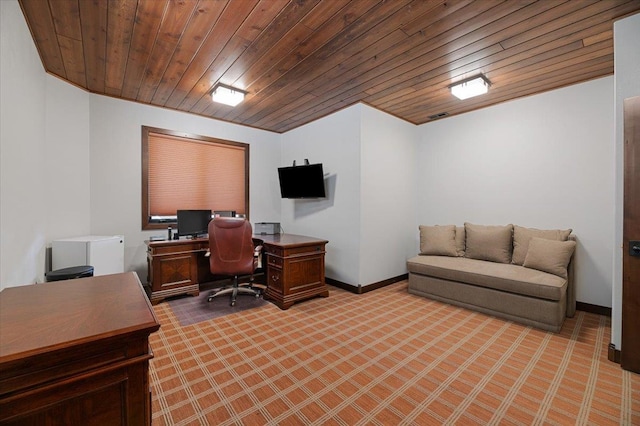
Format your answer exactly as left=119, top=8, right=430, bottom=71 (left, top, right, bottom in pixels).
left=464, top=223, right=513, bottom=264
left=419, top=225, right=457, bottom=257
left=523, top=237, right=576, bottom=278
left=512, top=226, right=572, bottom=265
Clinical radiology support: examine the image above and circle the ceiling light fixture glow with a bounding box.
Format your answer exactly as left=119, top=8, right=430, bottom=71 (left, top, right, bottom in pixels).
left=450, top=74, right=490, bottom=100
left=211, top=83, right=245, bottom=106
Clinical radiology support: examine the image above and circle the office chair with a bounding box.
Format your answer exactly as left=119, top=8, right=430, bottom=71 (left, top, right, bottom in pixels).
left=206, top=217, right=262, bottom=306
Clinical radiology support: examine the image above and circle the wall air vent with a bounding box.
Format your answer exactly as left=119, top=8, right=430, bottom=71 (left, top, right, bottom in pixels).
left=428, top=112, right=449, bottom=120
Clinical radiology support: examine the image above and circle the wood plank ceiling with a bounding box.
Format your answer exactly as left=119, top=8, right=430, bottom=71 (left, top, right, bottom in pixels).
left=18, top=0, right=640, bottom=134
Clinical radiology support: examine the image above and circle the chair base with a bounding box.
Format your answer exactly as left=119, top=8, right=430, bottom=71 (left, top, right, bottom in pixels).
left=207, top=277, right=261, bottom=306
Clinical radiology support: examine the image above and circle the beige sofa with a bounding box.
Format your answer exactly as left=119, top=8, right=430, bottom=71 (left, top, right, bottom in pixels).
left=407, top=223, right=576, bottom=332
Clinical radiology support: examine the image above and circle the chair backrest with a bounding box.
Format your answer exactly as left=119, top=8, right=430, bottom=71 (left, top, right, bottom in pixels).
left=208, top=217, right=255, bottom=276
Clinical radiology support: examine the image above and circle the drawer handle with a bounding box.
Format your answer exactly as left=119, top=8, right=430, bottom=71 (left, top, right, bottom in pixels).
left=271, top=275, right=278, bottom=282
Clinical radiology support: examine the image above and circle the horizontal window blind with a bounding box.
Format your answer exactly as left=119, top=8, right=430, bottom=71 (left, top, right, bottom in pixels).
left=142, top=128, right=248, bottom=229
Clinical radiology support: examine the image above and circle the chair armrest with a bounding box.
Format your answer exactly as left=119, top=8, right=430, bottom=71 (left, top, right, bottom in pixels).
left=253, top=245, right=263, bottom=269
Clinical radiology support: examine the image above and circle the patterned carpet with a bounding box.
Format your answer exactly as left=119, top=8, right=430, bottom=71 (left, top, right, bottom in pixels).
left=149, top=281, right=640, bottom=425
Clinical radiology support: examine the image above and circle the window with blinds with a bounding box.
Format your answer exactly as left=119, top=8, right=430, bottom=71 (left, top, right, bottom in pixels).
left=141, top=126, right=249, bottom=230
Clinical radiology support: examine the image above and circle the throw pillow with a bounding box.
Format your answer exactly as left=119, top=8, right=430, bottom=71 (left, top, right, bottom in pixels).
left=512, top=225, right=572, bottom=265
left=419, top=225, right=457, bottom=257
left=523, top=237, right=576, bottom=278
left=464, top=223, right=513, bottom=264
left=455, top=226, right=465, bottom=257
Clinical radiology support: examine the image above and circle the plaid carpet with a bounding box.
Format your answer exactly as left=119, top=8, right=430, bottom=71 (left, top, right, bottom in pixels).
left=149, top=281, right=640, bottom=425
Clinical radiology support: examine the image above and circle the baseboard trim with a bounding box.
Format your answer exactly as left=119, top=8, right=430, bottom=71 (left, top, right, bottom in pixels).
left=576, top=302, right=611, bottom=317
left=325, top=278, right=358, bottom=293
left=608, top=343, right=621, bottom=364
left=326, top=274, right=408, bottom=295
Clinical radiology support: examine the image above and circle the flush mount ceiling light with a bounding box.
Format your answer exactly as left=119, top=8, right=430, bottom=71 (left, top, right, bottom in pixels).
left=450, top=74, right=491, bottom=100
left=211, top=83, right=246, bottom=106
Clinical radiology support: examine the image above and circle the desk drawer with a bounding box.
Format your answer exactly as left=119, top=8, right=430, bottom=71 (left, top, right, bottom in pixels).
left=267, top=269, right=282, bottom=292
left=267, top=255, right=283, bottom=268
left=265, top=246, right=283, bottom=257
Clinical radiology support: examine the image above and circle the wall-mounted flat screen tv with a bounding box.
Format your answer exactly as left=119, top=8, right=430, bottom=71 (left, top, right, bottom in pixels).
left=278, top=163, right=326, bottom=199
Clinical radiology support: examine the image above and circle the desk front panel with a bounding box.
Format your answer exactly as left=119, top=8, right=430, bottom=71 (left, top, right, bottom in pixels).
left=146, top=240, right=209, bottom=303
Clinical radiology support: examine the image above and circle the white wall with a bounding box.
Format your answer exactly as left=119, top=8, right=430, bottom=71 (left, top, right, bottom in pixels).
left=360, top=106, right=417, bottom=285
left=45, top=76, right=91, bottom=242
left=89, top=95, right=282, bottom=278
left=416, top=77, right=615, bottom=308
left=281, top=104, right=418, bottom=288
left=612, top=12, right=640, bottom=349
left=280, top=105, right=362, bottom=286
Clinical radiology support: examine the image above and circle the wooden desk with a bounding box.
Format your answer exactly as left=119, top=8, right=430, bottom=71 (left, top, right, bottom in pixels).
left=146, top=234, right=329, bottom=308
left=0, top=272, right=160, bottom=425
left=262, top=234, right=329, bottom=310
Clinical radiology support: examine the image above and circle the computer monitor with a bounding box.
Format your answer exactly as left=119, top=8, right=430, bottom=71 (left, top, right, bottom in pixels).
left=177, top=210, right=212, bottom=238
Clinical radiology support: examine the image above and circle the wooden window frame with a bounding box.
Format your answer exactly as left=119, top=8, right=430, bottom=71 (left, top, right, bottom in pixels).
left=141, top=126, right=249, bottom=230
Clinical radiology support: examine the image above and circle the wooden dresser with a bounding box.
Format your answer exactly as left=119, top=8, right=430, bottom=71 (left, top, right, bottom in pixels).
left=262, top=234, right=329, bottom=309
left=0, top=272, right=160, bottom=425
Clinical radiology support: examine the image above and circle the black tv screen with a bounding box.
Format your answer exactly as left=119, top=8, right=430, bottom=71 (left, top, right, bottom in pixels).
left=177, top=209, right=212, bottom=237
left=278, top=163, right=326, bottom=198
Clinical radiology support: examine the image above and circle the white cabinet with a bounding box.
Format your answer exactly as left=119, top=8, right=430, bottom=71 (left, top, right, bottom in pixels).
left=52, top=236, right=124, bottom=276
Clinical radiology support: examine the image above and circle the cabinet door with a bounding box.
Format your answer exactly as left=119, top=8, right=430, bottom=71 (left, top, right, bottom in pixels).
left=154, top=253, right=197, bottom=291
left=283, top=254, right=324, bottom=294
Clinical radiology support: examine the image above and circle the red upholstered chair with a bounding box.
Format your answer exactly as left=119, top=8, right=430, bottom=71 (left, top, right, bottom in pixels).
left=206, top=217, right=262, bottom=306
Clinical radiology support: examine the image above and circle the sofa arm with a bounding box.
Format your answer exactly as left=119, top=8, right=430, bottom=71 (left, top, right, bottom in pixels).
left=566, top=234, right=577, bottom=317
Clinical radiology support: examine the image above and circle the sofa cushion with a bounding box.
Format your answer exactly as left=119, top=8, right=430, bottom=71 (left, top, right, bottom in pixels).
left=523, top=237, right=576, bottom=279
left=455, top=226, right=465, bottom=257
left=407, top=255, right=567, bottom=301
left=419, top=225, right=457, bottom=256
left=464, top=223, right=513, bottom=264
left=512, top=225, right=572, bottom=265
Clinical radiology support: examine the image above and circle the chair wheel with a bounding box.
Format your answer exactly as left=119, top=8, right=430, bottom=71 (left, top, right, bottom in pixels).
left=231, top=301, right=235, bottom=307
